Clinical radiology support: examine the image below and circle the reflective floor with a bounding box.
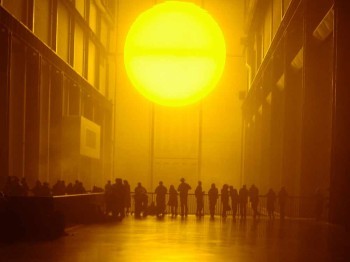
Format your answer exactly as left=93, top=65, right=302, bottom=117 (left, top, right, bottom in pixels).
left=1, top=216, right=350, bottom=262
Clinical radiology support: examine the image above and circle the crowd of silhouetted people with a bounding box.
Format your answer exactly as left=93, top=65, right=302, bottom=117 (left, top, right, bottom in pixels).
left=101, top=177, right=299, bottom=222
left=1, top=176, right=326, bottom=222
left=1, top=176, right=92, bottom=197
left=190, top=181, right=289, bottom=221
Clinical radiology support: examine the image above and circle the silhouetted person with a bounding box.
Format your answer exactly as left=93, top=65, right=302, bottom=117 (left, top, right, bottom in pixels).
left=208, top=183, right=218, bottom=219
left=73, top=180, right=86, bottom=194
left=6, top=176, right=22, bottom=196
left=79, top=181, right=86, bottom=193
left=177, top=178, right=191, bottom=217
left=73, top=180, right=79, bottom=194
left=266, top=188, right=276, bottom=219
left=278, top=186, right=288, bottom=220
left=195, top=181, right=205, bottom=217
left=59, top=180, right=66, bottom=195
left=221, top=184, right=230, bottom=218
left=104, top=180, right=113, bottom=216
left=123, top=180, right=131, bottom=215
left=52, top=180, right=60, bottom=195
left=66, top=182, right=74, bottom=194
left=314, top=188, right=324, bottom=221
left=32, top=180, right=43, bottom=196
left=112, top=178, right=125, bottom=220
left=134, top=182, right=147, bottom=218
left=41, top=182, right=51, bottom=196
left=239, top=185, right=249, bottom=219
left=3, top=175, right=31, bottom=196
left=155, top=181, right=167, bottom=218
left=230, top=186, right=239, bottom=219
left=249, top=184, right=259, bottom=220
left=168, top=185, right=178, bottom=217
left=52, top=180, right=66, bottom=196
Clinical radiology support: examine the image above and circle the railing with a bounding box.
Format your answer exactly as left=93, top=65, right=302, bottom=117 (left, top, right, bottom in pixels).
left=129, top=193, right=329, bottom=219
left=2, top=192, right=327, bottom=228
left=7, top=192, right=326, bottom=222
left=52, top=192, right=329, bottom=220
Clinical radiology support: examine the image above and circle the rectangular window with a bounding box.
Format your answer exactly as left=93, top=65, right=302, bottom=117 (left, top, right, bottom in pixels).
left=39, top=59, right=50, bottom=182
left=57, top=1, right=70, bottom=63
left=272, top=0, right=282, bottom=38
left=9, top=37, right=26, bottom=178
left=89, top=1, right=98, bottom=34
left=99, top=56, right=106, bottom=95
left=74, top=23, right=85, bottom=76
left=263, top=5, right=272, bottom=57
left=100, top=18, right=109, bottom=48
left=62, top=77, right=70, bottom=116
left=75, top=0, right=85, bottom=18
left=107, top=57, right=115, bottom=100
left=34, top=0, right=52, bottom=46
left=80, top=117, right=100, bottom=159
left=82, top=96, right=93, bottom=120
left=69, top=85, right=80, bottom=115
left=256, top=33, right=262, bottom=70
left=87, top=40, right=96, bottom=87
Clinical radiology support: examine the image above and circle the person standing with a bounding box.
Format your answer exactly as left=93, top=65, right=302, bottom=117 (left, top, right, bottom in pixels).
left=112, top=178, right=125, bottom=220
left=134, top=182, right=148, bottom=218
left=177, top=178, right=191, bottom=217
left=221, top=184, right=230, bottom=218
left=208, top=183, right=219, bottom=219
left=168, top=185, right=178, bottom=217
left=249, top=184, right=259, bottom=220
left=239, top=185, right=249, bottom=219
left=155, top=181, right=167, bottom=218
left=195, top=181, right=205, bottom=217
left=230, top=186, right=239, bottom=219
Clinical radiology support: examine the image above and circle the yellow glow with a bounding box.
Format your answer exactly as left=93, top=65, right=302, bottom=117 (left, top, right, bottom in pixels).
left=124, top=1, right=226, bottom=107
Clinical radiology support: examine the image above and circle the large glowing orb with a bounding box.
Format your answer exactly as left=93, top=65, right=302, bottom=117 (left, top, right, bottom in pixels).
left=124, top=1, right=226, bottom=107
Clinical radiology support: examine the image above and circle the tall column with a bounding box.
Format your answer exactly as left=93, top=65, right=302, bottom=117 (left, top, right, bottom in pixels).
left=0, top=25, right=10, bottom=188
left=329, top=0, right=350, bottom=228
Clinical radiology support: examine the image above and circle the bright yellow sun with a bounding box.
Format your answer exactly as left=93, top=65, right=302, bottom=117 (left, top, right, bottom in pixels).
left=124, top=1, right=226, bottom=107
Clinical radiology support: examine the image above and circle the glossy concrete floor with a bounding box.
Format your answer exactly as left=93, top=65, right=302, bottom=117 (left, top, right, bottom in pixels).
left=1, top=216, right=350, bottom=262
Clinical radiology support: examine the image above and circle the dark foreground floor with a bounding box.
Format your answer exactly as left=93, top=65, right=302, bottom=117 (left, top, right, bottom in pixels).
left=1, top=215, right=350, bottom=262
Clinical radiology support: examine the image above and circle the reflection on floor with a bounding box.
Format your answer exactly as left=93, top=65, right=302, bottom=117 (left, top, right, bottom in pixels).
left=1, top=216, right=350, bottom=262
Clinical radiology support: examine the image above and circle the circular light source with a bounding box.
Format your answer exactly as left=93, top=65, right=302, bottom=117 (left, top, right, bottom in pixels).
left=124, top=1, right=226, bottom=107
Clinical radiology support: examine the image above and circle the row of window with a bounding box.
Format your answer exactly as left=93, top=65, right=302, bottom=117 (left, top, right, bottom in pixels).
left=0, top=0, right=115, bottom=98
left=245, top=0, right=292, bottom=85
